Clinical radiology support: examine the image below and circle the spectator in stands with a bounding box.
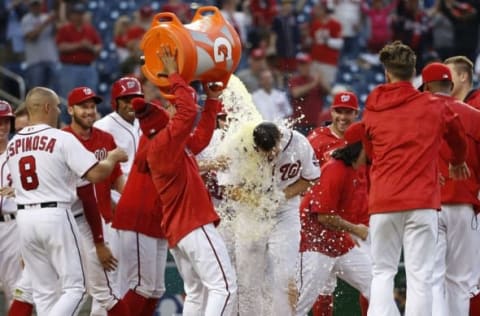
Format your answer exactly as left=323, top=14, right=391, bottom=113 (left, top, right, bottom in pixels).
left=271, top=0, right=302, bottom=76
left=113, top=15, right=132, bottom=63
left=392, top=0, right=433, bottom=68
left=334, top=0, right=362, bottom=60
left=361, top=0, right=399, bottom=53
left=161, top=0, right=193, bottom=23
left=21, top=0, right=59, bottom=91
left=308, top=1, right=343, bottom=85
left=56, top=2, right=102, bottom=106
left=428, top=0, right=454, bottom=60
left=252, top=68, right=292, bottom=122
left=236, top=48, right=268, bottom=93
left=288, top=52, right=330, bottom=136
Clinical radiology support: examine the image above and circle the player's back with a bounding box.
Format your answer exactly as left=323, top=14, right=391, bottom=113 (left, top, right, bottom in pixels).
left=364, top=82, right=449, bottom=213
left=7, top=124, right=98, bottom=205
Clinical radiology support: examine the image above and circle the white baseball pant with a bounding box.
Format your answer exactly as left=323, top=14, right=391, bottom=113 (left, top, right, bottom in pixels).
left=368, top=209, right=438, bottom=316
left=432, top=204, right=480, bottom=316
left=295, top=247, right=372, bottom=316
left=16, top=206, right=87, bottom=316
left=120, top=230, right=168, bottom=298
left=169, top=223, right=237, bottom=316
left=75, top=215, right=121, bottom=314
left=235, top=209, right=300, bottom=316
left=0, top=218, right=22, bottom=308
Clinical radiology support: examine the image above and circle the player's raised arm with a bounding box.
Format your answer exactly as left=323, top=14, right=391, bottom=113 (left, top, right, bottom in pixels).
left=84, top=148, right=128, bottom=183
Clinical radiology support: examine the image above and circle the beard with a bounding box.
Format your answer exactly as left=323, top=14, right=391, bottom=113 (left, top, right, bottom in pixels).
left=72, top=114, right=94, bottom=130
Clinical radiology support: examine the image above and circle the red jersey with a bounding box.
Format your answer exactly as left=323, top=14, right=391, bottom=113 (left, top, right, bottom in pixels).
left=63, top=126, right=122, bottom=222
left=308, top=126, right=346, bottom=166
left=436, top=95, right=480, bottom=207
left=309, top=18, right=342, bottom=66
left=464, top=89, right=480, bottom=111
left=147, top=74, right=221, bottom=247
left=299, top=159, right=358, bottom=257
left=289, top=74, right=326, bottom=127
left=363, top=82, right=467, bottom=214
left=113, top=135, right=164, bottom=238
left=56, top=22, right=102, bottom=65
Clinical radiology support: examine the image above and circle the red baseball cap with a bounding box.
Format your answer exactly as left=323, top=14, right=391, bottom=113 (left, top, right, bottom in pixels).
left=421, top=62, right=452, bottom=86
left=68, top=87, right=103, bottom=107
left=250, top=48, right=266, bottom=59
left=344, top=121, right=365, bottom=144
left=331, top=91, right=359, bottom=111
left=296, top=52, right=312, bottom=64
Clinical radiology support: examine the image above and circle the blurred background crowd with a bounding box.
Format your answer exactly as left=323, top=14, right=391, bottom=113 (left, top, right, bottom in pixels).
left=1, top=0, right=479, bottom=131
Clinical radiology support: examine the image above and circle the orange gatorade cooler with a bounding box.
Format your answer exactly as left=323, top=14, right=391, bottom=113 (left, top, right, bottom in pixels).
left=140, top=6, right=242, bottom=99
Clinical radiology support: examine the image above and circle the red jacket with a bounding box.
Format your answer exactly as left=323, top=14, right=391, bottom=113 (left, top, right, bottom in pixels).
left=112, top=135, right=165, bottom=238
left=363, top=82, right=467, bottom=214
left=147, top=74, right=221, bottom=247
left=308, top=126, right=346, bottom=166
left=464, top=89, right=480, bottom=111
left=436, top=94, right=480, bottom=207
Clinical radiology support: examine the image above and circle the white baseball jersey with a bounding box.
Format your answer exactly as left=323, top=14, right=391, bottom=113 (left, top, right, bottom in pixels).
left=0, top=151, right=17, bottom=214
left=273, top=128, right=320, bottom=213
left=252, top=89, right=292, bottom=123
left=94, top=112, right=141, bottom=176
left=6, top=124, right=98, bottom=205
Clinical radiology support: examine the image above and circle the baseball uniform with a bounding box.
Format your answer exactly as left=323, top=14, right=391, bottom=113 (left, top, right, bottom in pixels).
left=430, top=93, right=480, bottom=316
left=363, top=81, right=467, bottom=316
left=0, top=151, right=22, bottom=308
left=232, top=127, right=320, bottom=316
left=7, top=124, right=99, bottom=316
left=139, top=73, right=237, bottom=316
left=295, top=159, right=371, bottom=316
left=113, top=135, right=168, bottom=315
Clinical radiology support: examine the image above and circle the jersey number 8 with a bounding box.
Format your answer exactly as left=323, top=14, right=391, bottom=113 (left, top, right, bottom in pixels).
left=19, top=156, right=39, bottom=190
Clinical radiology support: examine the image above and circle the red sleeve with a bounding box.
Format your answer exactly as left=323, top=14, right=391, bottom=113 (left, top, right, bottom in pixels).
left=55, top=25, right=68, bottom=44
left=88, top=24, right=102, bottom=45
left=149, top=74, right=198, bottom=166
left=310, top=162, right=346, bottom=214
left=77, top=184, right=104, bottom=243
left=187, top=98, right=221, bottom=155
left=331, top=21, right=342, bottom=38
left=443, top=104, right=467, bottom=165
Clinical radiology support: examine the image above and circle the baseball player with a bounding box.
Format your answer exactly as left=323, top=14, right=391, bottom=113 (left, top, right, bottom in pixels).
left=420, top=62, right=480, bottom=316
left=0, top=101, right=22, bottom=311
left=222, top=121, right=320, bottom=316
left=7, top=87, right=127, bottom=316
left=444, top=56, right=480, bottom=110
left=296, top=122, right=371, bottom=316
left=306, top=91, right=369, bottom=316
left=132, top=45, right=237, bottom=316
left=93, top=76, right=142, bottom=299
left=113, top=133, right=168, bottom=316
left=64, top=86, right=130, bottom=316
left=441, top=57, right=480, bottom=316
left=362, top=41, right=469, bottom=316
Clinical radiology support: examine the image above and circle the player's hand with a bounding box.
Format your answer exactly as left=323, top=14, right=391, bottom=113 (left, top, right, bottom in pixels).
left=95, top=243, right=118, bottom=272
left=157, top=45, right=178, bottom=76
left=439, top=172, right=446, bottom=186
left=449, top=162, right=471, bottom=180
left=212, top=156, right=230, bottom=171
left=108, top=148, right=128, bottom=163
left=353, top=224, right=369, bottom=241
left=0, top=186, right=15, bottom=198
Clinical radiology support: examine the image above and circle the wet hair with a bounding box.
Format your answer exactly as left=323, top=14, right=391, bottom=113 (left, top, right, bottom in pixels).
left=444, top=55, right=474, bottom=84
left=253, top=122, right=281, bottom=152
left=331, top=142, right=363, bottom=166
left=379, top=41, right=416, bottom=81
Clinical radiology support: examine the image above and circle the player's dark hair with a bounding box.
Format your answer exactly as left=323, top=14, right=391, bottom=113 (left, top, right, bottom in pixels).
left=444, top=55, right=474, bottom=84
left=379, top=41, right=416, bottom=81
left=253, top=122, right=281, bottom=152
left=331, top=142, right=363, bottom=166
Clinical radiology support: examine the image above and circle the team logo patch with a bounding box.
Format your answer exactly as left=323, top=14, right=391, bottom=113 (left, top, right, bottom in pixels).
left=83, top=87, right=93, bottom=95
left=126, top=80, right=137, bottom=89
left=340, top=94, right=350, bottom=103
left=0, top=102, right=9, bottom=111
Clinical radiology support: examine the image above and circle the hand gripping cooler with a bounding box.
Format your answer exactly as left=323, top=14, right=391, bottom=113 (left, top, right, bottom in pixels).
left=140, top=6, right=242, bottom=99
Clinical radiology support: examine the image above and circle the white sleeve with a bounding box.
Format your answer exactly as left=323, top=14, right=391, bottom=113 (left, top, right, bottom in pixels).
left=295, top=132, right=320, bottom=180
left=62, top=132, right=99, bottom=178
